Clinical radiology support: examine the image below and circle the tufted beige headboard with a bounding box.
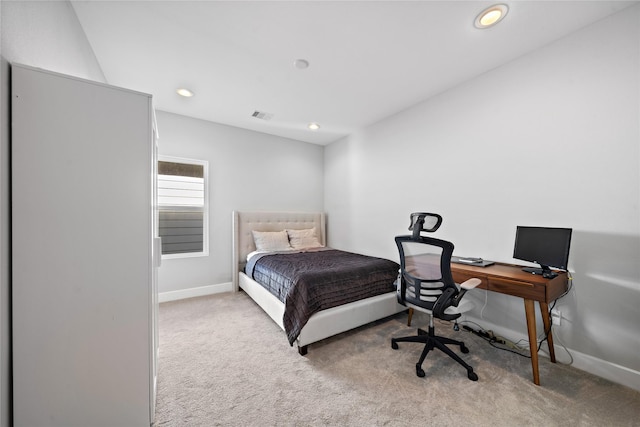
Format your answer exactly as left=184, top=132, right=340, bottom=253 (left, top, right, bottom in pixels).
left=231, top=211, right=326, bottom=291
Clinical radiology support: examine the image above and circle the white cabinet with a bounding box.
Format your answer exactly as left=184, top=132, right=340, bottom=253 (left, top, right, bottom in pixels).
left=11, top=64, right=158, bottom=426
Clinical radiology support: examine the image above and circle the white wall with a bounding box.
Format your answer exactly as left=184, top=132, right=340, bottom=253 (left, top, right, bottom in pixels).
left=1, top=2, right=106, bottom=426
left=155, top=111, right=324, bottom=296
left=325, top=6, right=640, bottom=389
left=1, top=1, right=105, bottom=83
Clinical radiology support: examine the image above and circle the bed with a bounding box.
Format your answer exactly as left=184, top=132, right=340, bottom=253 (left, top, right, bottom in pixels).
left=232, top=211, right=405, bottom=355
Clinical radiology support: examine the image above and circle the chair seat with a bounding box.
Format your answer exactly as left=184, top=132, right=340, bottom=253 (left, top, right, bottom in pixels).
left=406, top=298, right=474, bottom=317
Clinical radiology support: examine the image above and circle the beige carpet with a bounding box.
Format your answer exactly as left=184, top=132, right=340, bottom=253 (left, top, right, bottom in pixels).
left=153, top=292, right=640, bottom=426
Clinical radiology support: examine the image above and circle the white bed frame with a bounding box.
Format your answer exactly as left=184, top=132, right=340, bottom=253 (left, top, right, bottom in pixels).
left=232, top=211, right=405, bottom=355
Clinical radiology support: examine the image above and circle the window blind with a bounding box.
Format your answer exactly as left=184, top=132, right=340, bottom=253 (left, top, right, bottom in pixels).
left=158, top=170, right=205, bottom=255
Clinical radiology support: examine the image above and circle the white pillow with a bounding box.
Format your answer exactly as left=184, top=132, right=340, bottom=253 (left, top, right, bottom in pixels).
left=287, top=228, right=323, bottom=249
left=251, top=230, right=292, bottom=252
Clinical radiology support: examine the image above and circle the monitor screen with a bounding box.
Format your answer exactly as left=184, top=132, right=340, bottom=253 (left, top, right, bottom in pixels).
left=513, top=226, right=572, bottom=275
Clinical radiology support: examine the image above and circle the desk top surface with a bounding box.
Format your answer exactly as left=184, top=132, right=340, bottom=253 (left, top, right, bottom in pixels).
left=450, top=261, right=569, bottom=302
left=451, top=261, right=565, bottom=283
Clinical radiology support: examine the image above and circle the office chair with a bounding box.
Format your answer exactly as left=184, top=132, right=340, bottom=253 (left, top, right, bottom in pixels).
left=391, top=212, right=481, bottom=380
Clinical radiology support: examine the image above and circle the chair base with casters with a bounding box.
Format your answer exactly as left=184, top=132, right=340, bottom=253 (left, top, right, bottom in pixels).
left=391, top=312, right=478, bottom=381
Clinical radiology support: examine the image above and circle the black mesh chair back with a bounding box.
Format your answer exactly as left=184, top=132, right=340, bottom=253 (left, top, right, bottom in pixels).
left=395, top=235, right=460, bottom=321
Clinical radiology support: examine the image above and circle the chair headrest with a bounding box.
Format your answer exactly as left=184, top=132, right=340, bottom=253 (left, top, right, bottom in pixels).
left=408, top=212, right=442, bottom=238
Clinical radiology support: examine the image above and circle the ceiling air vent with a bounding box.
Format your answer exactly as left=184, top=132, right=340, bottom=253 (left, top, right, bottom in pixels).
left=251, top=110, right=273, bottom=121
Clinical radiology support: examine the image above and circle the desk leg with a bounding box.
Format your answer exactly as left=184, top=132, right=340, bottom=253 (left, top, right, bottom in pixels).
left=539, top=301, right=556, bottom=363
left=524, top=299, right=540, bottom=386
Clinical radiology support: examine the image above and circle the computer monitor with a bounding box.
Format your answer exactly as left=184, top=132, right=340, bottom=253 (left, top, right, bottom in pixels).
left=513, top=226, right=572, bottom=278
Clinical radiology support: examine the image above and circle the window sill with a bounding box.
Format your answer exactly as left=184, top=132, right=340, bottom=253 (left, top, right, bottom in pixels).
left=162, top=251, right=209, bottom=261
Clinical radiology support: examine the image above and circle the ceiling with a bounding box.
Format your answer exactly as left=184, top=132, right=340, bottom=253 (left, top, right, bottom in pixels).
left=71, top=1, right=637, bottom=145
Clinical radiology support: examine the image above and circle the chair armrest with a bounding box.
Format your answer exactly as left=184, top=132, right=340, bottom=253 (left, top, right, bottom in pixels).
left=432, top=288, right=459, bottom=321
left=451, top=278, right=481, bottom=310
left=460, top=278, right=481, bottom=290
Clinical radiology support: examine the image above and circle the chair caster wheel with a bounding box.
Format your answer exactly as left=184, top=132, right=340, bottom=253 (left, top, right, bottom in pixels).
left=416, top=365, right=425, bottom=378
left=391, top=340, right=398, bottom=350
left=468, top=370, right=478, bottom=381
left=461, top=344, right=469, bottom=354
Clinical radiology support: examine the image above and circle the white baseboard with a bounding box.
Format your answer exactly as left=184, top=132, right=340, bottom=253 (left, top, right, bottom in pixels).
left=568, top=348, right=640, bottom=392
left=159, top=282, right=232, bottom=303
left=462, top=315, right=640, bottom=392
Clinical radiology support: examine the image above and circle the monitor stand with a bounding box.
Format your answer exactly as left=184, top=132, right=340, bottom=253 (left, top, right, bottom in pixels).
left=522, top=265, right=558, bottom=279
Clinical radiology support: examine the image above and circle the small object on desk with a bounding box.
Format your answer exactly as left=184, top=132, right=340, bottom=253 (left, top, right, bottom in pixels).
left=459, top=257, right=483, bottom=263
left=451, top=256, right=495, bottom=267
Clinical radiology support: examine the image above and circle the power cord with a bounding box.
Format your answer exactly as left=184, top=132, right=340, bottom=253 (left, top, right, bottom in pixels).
left=541, top=270, right=574, bottom=363
left=479, top=287, right=489, bottom=320
left=459, top=320, right=533, bottom=358
left=544, top=271, right=574, bottom=364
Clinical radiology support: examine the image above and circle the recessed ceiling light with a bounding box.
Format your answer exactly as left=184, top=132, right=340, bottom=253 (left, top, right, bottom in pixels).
left=176, top=88, right=194, bottom=97
left=294, top=59, right=310, bottom=69
left=308, top=122, right=320, bottom=131
left=474, top=4, right=508, bottom=29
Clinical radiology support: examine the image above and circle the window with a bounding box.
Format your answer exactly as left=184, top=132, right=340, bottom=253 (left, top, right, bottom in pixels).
left=157, top=156, right=208, bottom=258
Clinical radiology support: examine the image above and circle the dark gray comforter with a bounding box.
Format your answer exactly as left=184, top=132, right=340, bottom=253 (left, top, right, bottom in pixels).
left=245, top=248, right=399, bottom=345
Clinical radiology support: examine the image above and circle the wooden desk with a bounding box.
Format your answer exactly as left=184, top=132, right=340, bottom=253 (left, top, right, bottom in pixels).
left=450, top=262, right=569, bottom=386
